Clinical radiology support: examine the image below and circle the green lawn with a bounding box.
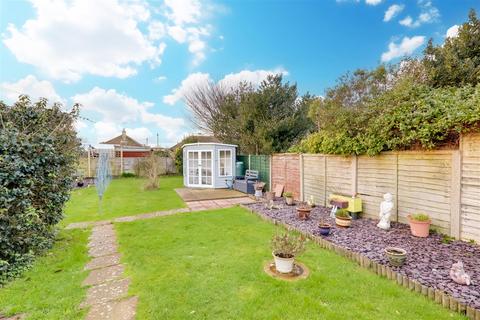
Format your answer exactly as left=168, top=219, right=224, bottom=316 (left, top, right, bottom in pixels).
left=0, top=229, right=90, bottom=320
left=64, top=176, right=185, bottom=224
left=116, top=207, right=464, bottom=320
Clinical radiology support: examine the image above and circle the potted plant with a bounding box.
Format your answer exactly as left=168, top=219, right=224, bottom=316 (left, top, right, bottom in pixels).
left=335, top=209, right=352, bottom=227
left=384, top=247, right=407, bottom=267
left=407, top=213, right=431, bottom=238
left=283, top=191, right=294, bottom=205
left=296, top=202, right=312, bottom=220
left=318, top=219, right=332, bottom=236
left=271, top=233, right=306, bottom=273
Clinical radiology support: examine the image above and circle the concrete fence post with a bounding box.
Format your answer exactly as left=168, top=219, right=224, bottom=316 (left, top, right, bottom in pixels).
left=450, top=149, right=462, bottom=239
left=300, top=154, right=304, bottom=201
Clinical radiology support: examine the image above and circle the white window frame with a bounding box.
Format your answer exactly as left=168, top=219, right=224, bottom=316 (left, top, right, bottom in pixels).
left=186, top=150, right=214, bottom=187
left=218, top=149, right=233, bottom=177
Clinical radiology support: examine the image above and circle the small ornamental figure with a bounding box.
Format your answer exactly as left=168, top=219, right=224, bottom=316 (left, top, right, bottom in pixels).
left=450, top=261, right=471, bottom=285
left=377, top=193, right=394, bottom=230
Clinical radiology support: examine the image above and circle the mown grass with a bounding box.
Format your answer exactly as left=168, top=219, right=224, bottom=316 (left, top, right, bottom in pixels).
left=64, top=176, right=185, bottom=224
left=0, top=229, right=90, bottom=320
left=116, top=207, right=465, bottom=320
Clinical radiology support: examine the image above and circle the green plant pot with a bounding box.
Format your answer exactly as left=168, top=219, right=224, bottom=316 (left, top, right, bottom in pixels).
left=384, top=247, right=407, bottom=267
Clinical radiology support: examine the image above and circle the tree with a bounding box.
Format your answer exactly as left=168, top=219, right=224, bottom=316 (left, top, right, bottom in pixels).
left=423, top=9, right=480, bottom=87
left=184, top=74, right=315, bottom=154
left=0, top=96, right=81, bottom=283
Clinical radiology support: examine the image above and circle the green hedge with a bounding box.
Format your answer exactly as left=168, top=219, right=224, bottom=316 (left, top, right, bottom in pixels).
left=0, top=97, right=81, bottom=283
left=292, top=83, right=480, bottom=156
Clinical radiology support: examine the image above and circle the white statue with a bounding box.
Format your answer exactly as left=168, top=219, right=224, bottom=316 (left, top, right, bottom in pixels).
left=450, top=261, right=471, bottom=285
left=377, top=193, right=394, bottom=230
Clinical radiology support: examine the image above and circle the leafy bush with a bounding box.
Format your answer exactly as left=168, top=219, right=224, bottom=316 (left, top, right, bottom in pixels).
left=335, top=209, right=351, bottom=219
left=0, top=96, right=81, bottom=284
left=271, top=233, right=306, bottom=258
left=293, top=83, right=480, bottom=155
left=410, top=213, right=430, bottom=222
left=121, top=172, right=136, bottom=178
left=283, top=191, right=293, bottom=198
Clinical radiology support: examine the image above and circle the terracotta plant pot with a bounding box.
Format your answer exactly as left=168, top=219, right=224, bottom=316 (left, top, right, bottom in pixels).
left=335, top=215, right=352, bottom=227
left=407, top=215, right=431, bottom=238
left=318, top=223, right=332, bottom=236
left=384, top=247, right=407, bottom=267
left=285, top=197, right=294, bottom=206
left=272, top=252, right=294, bottom=273
left=297, top=208, right=312, bottom=220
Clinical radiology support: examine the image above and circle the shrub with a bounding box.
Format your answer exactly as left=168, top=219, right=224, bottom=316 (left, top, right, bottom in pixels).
left=271, top=233, right=306, bottom=258
left=411, top=213, right=430, bottom=222
left=335, top=209, right=351, bottom=218
left=121, top=172, right=136, bottom=178
left=283, top=191, right=293, bottom=198
left=0, top=96, right=81, bottom=284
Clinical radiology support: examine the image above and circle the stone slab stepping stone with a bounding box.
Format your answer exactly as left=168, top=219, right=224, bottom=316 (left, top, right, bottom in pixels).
left=65, top=221, right=93, bottom=229
left=81, top=278, right=130, bottom=308
left=88, top=242, right=118, bottom=258
left=85, top=253, right=121, bottom=271
left=88, top=236, right=117, bottom=248
left=85, top=296, right=138, bottom=320
left=82, top=265, right=124, bottom=287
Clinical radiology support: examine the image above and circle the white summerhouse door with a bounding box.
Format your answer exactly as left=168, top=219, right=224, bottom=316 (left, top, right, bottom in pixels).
left=187, top=151, right=213, bottom=187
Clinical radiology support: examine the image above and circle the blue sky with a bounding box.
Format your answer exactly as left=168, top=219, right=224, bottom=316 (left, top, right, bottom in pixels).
left=0, top=0, right=478, bottom=147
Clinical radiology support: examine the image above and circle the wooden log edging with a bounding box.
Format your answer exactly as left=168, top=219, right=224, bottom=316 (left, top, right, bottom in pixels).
left=240, top=204, right=480, bottom=320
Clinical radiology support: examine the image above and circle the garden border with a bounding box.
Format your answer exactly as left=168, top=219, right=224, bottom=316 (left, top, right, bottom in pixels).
left=241, top=204, right=480, bottom=320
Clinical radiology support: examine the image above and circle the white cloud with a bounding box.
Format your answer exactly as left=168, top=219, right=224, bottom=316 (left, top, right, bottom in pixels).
left=398, top=0, right=440, bottom=28
left=446, top=25, right=459, bottom=38
left=399, top=16, right=414, bottom=27
left=73, top=87, right=186, bottom=142
left=163, top=68, right=289, bottom=105
left=164, top=0, right=202, bottom=25
left=218, top=68, right=289, bottom=89
left=381, top=36, right=425, bottom=62
left=148, top=21, right=166, bottom=40
left=3, top=0, right=166, bottom=82
left=0, top=75, right=64, bottom=104
left=384, top=4, right=404, bottom=22
left=154, top=75, right=167, bottom=82
left=163, top=72, right=211, bottom=105
left=167, top=25, right=188, bottom=43
left=365, top=0, right=382, bottom=5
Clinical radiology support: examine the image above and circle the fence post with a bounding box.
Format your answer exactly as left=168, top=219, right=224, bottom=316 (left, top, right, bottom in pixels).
left=324, top=156, right=328, bottom=207
left=394, top=152, right=399, bottom=222
left=248, top=154, right=251, bottom=170
left=351, top=155, right=357, bottom=196
left=450, top=149, right=462, bottom=239
left=300, top=154, right=304, bottom=201
left=269, top=155, right=272, bottom=191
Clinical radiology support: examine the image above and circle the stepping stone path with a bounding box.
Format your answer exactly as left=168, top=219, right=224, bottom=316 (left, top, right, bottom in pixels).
left=82, top=223, right=137, bottom=320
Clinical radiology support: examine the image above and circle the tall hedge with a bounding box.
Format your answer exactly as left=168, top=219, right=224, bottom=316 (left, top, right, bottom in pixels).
left=0, top=96, right=81, bottom=283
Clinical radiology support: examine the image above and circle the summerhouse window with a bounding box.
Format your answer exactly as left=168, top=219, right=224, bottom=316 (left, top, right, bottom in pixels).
left=219, top=150, right=232, bottom=176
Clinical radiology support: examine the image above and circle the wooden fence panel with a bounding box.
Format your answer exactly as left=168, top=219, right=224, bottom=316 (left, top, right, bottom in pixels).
left=326, top=156, right=353, bottom=199
left=271, top=154, right=301, bottom=200
left=303, top=155, right=326, bottom=205
left=461, top=134, right=480, bottom=242
left=357, top=153, right=397, bottom=219
left=397, top=151, right=453, bottom=234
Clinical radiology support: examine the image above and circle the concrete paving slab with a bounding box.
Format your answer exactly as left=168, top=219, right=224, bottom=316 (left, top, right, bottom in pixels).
left=85, top=296, right=137, bottom=320
left=85, top=254, right=121, bottom=271
left=81, top=278, right=130, bottom=308
left=82, top=265, right=124, bottom=287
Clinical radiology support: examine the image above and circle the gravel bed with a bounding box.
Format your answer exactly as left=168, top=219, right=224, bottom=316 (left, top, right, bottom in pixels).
left=246, top=200, right=480, bottom=309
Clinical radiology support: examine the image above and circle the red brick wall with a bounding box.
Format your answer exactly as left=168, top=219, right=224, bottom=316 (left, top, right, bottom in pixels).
left=271, top=154, right=301, bottom=200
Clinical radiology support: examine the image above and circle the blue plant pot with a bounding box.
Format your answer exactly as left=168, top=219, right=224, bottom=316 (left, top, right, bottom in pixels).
left=319, top=224, right=331, bottom=236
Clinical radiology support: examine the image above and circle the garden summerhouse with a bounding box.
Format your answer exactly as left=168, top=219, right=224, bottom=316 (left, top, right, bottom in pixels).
left=182, top=143, right=237, bottom=188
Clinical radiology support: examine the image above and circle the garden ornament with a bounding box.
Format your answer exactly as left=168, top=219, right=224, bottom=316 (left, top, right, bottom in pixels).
left=377, top=193, right=394, bottom=230
left=450, top=261, right=471, bottom=285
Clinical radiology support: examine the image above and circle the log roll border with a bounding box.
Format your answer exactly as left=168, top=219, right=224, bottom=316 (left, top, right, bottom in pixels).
left=240, top=204, right=480, bottom=320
